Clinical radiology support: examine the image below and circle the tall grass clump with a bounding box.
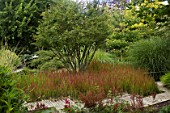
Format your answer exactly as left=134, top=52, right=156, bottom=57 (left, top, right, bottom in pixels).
left=17, top=63, right=159, bottom=102
left=161, top=72, right=170, bottom=88
left=92, top=50, right=115, bottom=63
left=128, top=37, right=170, bottom=80
left=0, top=48, right=21, bottom=71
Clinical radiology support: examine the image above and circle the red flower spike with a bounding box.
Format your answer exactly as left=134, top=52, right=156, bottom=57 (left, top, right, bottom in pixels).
left=65, top=98, right=70, bottom=108
left=36, top=102, right=40, bottom=108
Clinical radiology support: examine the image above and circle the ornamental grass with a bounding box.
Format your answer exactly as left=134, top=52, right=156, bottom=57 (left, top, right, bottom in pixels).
left=17, top=61, right=159, bottom=102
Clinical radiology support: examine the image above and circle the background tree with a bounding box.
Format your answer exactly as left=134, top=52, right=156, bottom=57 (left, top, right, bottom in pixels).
left=105, top=0, right=168, bottom=59
left=0, top=0, right=53, bottom=53
left=36, top=0, right=111, bottom=72
left=105, top=5, right=152, bottom=60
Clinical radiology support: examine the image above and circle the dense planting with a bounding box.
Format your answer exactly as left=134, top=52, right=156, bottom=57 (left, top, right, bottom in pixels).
left=128, top=37, right=170, bottom=80
left=1, top=0, right=170, bottom=112
left=17, top=62, right=159, bottom=103
left=0, top=66, right=27, bottom=112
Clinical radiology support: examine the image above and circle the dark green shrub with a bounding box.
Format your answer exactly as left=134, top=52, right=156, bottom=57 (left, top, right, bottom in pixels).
left=0, top=66, right=27, bottom=112
left=128, top=37, right=170, bottom=80
left=31, top=50, right=64, bottom=70
left=161, top=72, right=170, bottom=88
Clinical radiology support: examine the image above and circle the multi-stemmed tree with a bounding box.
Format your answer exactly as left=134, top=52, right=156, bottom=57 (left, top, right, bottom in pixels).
left=36, top=0, right=112, bottom=72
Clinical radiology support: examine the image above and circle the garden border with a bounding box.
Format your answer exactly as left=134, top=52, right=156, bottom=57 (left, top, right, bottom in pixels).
left=25, top=82, right=170, bottom=112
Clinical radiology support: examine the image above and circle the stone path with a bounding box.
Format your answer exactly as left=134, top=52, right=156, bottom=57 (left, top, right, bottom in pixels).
left=25, top=82, right=170, bottom=112
left=144, top=82, right=170, bottom=107
left=119, top=82, right=170, bottom=107
left=25, top=98, right=84, bottom=112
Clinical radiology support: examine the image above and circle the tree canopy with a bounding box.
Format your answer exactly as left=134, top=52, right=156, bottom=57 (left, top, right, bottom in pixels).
left=36, top=1, right=112, bottom=72
left=0, top=0, right=53, bottom=53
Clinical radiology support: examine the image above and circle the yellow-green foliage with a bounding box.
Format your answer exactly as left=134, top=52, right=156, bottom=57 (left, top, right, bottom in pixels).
left=0, top=49, right=21, bottom=70
left=131, top=0, right=163, bottom=27
left=161, top=72, right=170, bottom=88
left=106, top=4, right=157, bottom=57
left=93, top=50, right=115, bottom=63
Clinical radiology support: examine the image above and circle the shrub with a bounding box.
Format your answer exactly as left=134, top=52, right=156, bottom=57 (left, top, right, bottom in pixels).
left=0, top=66, right=27, bottom=112
left=161, top=72, right=170, bottom=88
left=31, top=50, right=64, bottom=70
left=0, top=49, right=21, bottom=71
left=128, top=37, right=170, bottom=80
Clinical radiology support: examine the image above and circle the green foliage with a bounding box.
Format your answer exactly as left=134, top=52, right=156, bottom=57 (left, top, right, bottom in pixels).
left=104, top=0, right=170, bottom=66
left=0, top=48, right=21, bottom=71
left=0, top=0, right=53, bottom=53
left=106, top=7, right=154, bottom=58
left=156, top=16, right=170, bottom=39
left=62, top=98, right=130, bottom=113
left=162, top=1, right=170, bottom=16
left=93, top=50, right=115, bottom=63
left=128, top=37, right=170, bottom=80
left=36, top=1, right=111, bottom=72
left=0, top=66, right=27, bottom=112
left=158, top=104, right=170, bottom=113
left=161, top=72, right=170, bottom=88
left=31, top=50, right=64, bottom=70
left=130, top=0, right=164, bottom=25
left=107, top=0, right=169, bottom=59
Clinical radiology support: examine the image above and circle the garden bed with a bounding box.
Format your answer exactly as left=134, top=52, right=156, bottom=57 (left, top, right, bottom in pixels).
left=17, top=63, right=159, bottom=102
left=24, top=82, right=170, bottom=112
left=16, top=63, right=164, bottom=112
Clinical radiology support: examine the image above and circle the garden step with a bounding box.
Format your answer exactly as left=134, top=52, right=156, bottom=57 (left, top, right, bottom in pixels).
left=25, top=82, right=170, bottom=112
